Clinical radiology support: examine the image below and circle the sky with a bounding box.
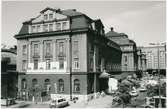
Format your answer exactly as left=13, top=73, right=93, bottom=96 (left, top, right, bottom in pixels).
left=1, top=0, right=166, bottom=47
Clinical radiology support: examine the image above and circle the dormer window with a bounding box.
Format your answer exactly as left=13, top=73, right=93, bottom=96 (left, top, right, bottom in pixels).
left=44, top=14, right=48, bottom=20
left=43, top=24, right=48, bottom=32
left=56, top=23, right=61, bottom=31
left=37, top=25, right=41, bottom=32
left=62, top=22, right=67, bottom=30
left=49, top=24, right=53, bottom=31
left=32, top=25, right=36, bottom=33
left=49, top=13, right=53, bottom=20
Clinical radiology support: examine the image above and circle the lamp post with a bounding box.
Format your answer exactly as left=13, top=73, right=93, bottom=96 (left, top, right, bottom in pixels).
left=149, top=43, right=161, bottom=108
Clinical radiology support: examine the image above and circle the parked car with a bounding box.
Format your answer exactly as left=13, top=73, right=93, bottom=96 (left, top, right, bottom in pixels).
left=129, top=90, right=138, bottom=97
left=49, top=98, right=69, bottom=108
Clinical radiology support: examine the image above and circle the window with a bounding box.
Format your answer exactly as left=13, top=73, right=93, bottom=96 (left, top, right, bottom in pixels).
left=49, top=13, right=53, bottom=20
left=44, top=14, right=48, bottom=20
left=44, top=79, right=51, bottom=93
left=32, top=79, right=38, bottom=87
left=49, top=24, right=53, bottom=31
left=22, top=45, right=27, bottom=55
left=22, top=60, right=27, bottom=71
left=21, top=79, right=27, bottom=89
left=59, top=59, right=64, bottom=69
left=124, top=56, right=127, bottom=62
left=46, top=42, right=51, bottom=56
left=34, top=59, right=38, bottom=70
left=73, top=41, right=79, bottom=56
left=37, top=25, right=41, bottom=32
left=59, top=42, right=64, bottom=55
left=58, top=79, right=64, bottom=93
left=46, top=59, right=51, bottom=70
left=62, top=22, right=67, bottom=30
left=74, top=79, right=80, bottom=92
left=56, top=23, right=61, bottom=31
left=32, top=25, right=36, bottom=33
left=34, top=44, right=39, bottom=56
left=124, top=64, right=127, bottom=71
left=43, top=24, right=48, bottom=32
left=74, top=58, right=79, bottom=69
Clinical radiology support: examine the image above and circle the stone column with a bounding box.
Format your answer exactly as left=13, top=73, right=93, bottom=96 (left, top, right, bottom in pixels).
left=28, top=42, right=31, bottom=63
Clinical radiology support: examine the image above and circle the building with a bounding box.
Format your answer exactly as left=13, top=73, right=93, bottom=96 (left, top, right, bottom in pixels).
left=139, top=45, right=166, bottom=75
left=1, top=48, right=18, bottom=99
left=14, top=7, right=122, bottom=101
left=106, top=28, right=138, bottom=76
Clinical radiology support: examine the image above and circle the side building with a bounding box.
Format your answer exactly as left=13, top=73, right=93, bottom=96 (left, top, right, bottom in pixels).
left=1, top=48, right=18, bottom=99
left=14, top=7, right=122, bottom=101
left=139, top=45, right=166, bottom=75
left=106, top=28, right=138, bottom=77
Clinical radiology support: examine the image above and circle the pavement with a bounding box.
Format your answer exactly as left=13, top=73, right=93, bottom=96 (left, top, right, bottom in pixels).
left=67, top=95, right=113, bottom=108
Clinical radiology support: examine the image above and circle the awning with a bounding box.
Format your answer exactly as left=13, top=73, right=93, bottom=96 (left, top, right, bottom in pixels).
left=99, top=70, right=110, bottom=78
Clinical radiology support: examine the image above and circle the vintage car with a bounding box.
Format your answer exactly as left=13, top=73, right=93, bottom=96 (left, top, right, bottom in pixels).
left=49, top=97, right=69, bottom=108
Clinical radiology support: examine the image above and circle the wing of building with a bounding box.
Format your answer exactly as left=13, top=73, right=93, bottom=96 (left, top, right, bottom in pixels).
left=14, top=7, right=122, bottom=101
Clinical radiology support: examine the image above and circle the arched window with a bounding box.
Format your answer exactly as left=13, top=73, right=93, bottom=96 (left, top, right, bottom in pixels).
left=44, top=79, right=51, bottom=92
left=21, top=79, right=27, bottom=89
left=74, top=79, right=80, bottom=93
left=58, top=79, right=64, bottom=93
left=32, top=78, right=38, bottom=87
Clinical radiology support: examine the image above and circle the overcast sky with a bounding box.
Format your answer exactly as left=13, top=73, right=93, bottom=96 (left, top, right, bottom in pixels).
left=2, top=1, right=166, bottom=47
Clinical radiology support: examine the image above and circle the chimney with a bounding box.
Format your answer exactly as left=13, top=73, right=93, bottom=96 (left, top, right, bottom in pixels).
left=110, top=27, right=114, bottom=31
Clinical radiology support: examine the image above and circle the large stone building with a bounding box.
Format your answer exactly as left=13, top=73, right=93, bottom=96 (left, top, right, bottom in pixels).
left=14, top=7, right=122, bottom=101
left=139, top=45, right=166, bottom=75
left=1, top=48, right=18, bottom=99
left=106, top=28, right=138, bottom=76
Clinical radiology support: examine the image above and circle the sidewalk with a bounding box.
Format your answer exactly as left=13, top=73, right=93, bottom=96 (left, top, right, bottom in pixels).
left=68, top=95, right=113, bottom=108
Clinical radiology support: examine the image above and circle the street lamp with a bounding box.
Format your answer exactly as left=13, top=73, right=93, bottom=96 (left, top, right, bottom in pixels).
left=149, top=43, right=161, bottom=108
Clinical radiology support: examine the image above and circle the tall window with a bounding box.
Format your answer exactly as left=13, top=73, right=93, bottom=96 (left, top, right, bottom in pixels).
left=22, top=60, right=27, bottom=71
left=49, top=24, right=53, bottom=31
left=73, top=41, right=79, bottom=56
left=32, top=78, right=38, bottom=87
left=44, top=14, right=48, bottom=20
left=44, top=79, right=51, bottom=93
left=74, top=58, right=79, bottom=69
left=34, top=44, right=39, bottom=56
left=56, top=23, right=61, bottom=31
left=22, top=45, right=27, bottom=55
left=124, top=64, right=127, bottom=71
left=74, top=79, right=80, bottom=93
left=59, top=59, right=64, bottom=69
left=58, top=79, right=64, bottom=93
left=49, top=13, right=53, bottom=20
left=46, top=42, right=51, bottom=56
left=59, top=42, right=64, bottom=55
left=34, top=59, right=38, bottom=70
left=124, top=56, right=127, bottom=62
left=46, top=59, right=51, bottom=70
left=62, top=22, right=67, bottom=30
left=21, top=79, right=27, bottom=89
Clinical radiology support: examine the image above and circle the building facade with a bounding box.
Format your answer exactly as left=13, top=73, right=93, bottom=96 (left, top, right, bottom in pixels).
left=139, top=45, right=166, bottom=75
left=1, top=48, right=18, bottom=99
left=14, top=7, right=122, bottom=101
left=106, top=28, right=138, bottom=75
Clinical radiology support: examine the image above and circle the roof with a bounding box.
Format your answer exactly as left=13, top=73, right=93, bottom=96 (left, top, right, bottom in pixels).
left=1, top=49, right=16, bottom=65
left=16, top=8, right=92, bottom=37
left=105, top=29, right=135, bottom=46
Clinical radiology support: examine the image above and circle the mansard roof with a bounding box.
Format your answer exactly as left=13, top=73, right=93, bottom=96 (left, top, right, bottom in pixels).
left=105, top=28, right=136, bottom=46
left=15, top=7, right=93, bottom=37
